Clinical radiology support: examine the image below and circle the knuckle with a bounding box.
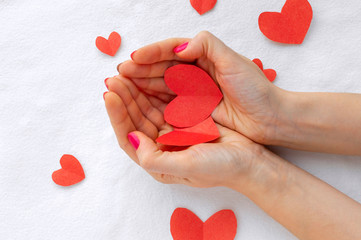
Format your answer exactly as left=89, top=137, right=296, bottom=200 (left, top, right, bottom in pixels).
left=139, top=154, right=154, bottom=171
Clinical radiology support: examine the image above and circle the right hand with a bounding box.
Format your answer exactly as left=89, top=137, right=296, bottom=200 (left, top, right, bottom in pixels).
left=118, top=31, right=287, bottom=145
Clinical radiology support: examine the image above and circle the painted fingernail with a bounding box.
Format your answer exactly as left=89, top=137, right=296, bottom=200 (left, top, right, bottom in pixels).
left=173, top=42, right=189, bottom=53
left=130, top=51, right=136, bottom=60
left=103, top=91, right=108, bottom=100
left=104, top=78, right=109, bottom=89
left=128, top=132, right=140, bottom=150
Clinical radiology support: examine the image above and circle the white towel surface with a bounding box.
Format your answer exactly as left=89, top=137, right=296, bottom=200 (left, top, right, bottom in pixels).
left=1, top=0, right=361, bottom=239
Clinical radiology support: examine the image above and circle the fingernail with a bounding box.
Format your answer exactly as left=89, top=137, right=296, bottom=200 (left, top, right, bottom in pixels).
left=128, top=132, right=140, bottom=150
left=117, top=63, right=122, bottom=72
left=104, top=78, right=109, bottom=89
left=130, top=51, right=136, bottom=60
left=173, top=42, right=188, bottom=53
left=103, top=91, right=108, bottom=100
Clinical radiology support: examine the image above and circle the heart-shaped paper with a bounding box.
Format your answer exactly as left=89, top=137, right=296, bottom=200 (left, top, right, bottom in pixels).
left=156, top=117, right=219, bottom=146
left=190, top=0, right=217, bottom=15
left=170, top=208, right=237, bottom=240
left=258, top=0, right=313, bottom=44
left=95, top=31, right=121, bottom=56
left=52, top=154, right=85, bottom=186
left=252, top=58, right=277, bottom=82
left=164, top=64, right=223, bottom=128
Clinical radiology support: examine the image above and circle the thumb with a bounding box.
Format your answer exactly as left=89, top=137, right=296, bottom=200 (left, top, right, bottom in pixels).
left=127, top=131, right=191, bottom=176
left=173, top=31, right=239, bottom=64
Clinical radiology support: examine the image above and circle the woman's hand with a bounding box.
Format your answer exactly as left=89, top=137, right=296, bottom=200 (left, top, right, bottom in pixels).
left=103, top=75, right=269, bottom=190
left=117, top=31, right=286, bottom=145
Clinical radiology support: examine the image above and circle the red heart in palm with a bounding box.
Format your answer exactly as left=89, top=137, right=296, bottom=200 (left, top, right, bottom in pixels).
left=52, top=154, right=85, bottom=186
left=170, top=208, right=237, bottom=240
left=252, top=58, right=277, bottom=82
left=258, top=0, right=313, bottom=44
left=95, top=31, right=121, bottom=56
left=164, top=64, right=223, bottom=128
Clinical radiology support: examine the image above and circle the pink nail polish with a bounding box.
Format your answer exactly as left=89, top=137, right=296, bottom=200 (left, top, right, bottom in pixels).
left=128, top=132, right=140, bottom=150
left=104, top=78, right=109, bottom=89
left=173, top=42, right=189, bottom=53
left=130, top=51, right=136, bottom=60
left=103, top=91, right=108, bottom=100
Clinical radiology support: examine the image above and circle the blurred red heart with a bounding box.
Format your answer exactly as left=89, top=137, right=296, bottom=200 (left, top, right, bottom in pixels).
left=52, top=154, right=85, bottom=186
left=190, top=0, right=217, bottom=15
left=170, top=208, right=237, bottom=240
left=96, top=31, right=121, bottom=56
left=252, top=58, right=277, bottom=82
left=164, top=64, right=223, bottom=128
left=258, top=0, right=313, bottom=44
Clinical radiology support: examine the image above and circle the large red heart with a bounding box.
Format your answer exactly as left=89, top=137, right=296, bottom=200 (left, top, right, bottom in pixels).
left=52, top=154, right=85, bottom=186
left=164, top=64, right=223, bottom=128
left=258, top=0, right=313, bottom=44
left=190, top=0, right=217, bottom=15
left=252, top=58, right=277, bottom=82
left=95, top=31, right=121, bottom=56
left=170, top=208, right=237, bottom=240
left=156, top=117, right=220, bottom=146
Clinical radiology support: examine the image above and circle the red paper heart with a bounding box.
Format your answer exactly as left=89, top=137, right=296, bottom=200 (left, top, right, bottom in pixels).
left=258, top=0, right=313, bottom=44
left=52, top=154, right=85, bottom=186
left=170, top=208, right=237, bottom=240
left=95, top=31, right=121, bottom=56
left=190, top=0, right=217, bottom=15
left=252, top=58, right=277, bottom=82
left=164, top=64, right=223, bottom=128
left=156, top=117, right=219, bottom=146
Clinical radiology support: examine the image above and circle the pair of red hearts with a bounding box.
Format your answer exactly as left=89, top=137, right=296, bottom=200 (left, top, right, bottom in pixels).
left=156, top=64, right=223, bottom=146
left=171, top=208, right=237, bottom=240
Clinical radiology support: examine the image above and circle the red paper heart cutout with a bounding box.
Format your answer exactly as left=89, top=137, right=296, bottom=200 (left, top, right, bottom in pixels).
left=190, top=0, right=217, bottom=15
left=164, top=64, right=223, bottom=128
left=156, top=117, right=219, bottom=146
left=95, top=31, right=121, bottom=56
left=170, top=208, right=237, bottom=240
left=252, top=58, right=277, bottom=82
left=258, top=0, right=313, bottom=44
left=52, top=154, right=85, bottom=186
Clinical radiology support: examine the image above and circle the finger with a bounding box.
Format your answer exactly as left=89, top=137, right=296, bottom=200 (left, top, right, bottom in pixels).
left=129, top=131, right=194, bottom=176
left=146, top=94, right=168, bottom=113
left=131, top=77, right=175, bottom=95
left=116, top=76, right=166, bottom=129
left=106, top=77, right=158, bottom=139
left=118, top=60, right=181, bottom=78
left=139, top=88, right=175, bottom=103
left=104, top=92, right=139, bottom=163
left=131, top=38, right=192, bottom=64
left=174, top=31, right=240, bottom=68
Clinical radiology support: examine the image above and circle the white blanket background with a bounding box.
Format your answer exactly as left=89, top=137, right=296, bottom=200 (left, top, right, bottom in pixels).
left=1, top=0, right=361, bottom=239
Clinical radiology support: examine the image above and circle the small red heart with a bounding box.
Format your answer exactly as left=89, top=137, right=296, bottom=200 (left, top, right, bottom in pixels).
left=164, top=64, right=223, bottom=128
left=52, top=154, right=85, bottom=186
left=170, top=208, right=237, bottom=240
left=190, top=0, right=217, bottom=15
left=258, top=0, right=313, bottom=44
left=156, top=117, right=220, bottom=146
left=252, top=58, right=277, bottom=82
left=95, top=31, right=121, bottom=56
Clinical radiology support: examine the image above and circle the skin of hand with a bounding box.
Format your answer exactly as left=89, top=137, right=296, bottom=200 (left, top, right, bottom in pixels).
left=103, top=75, right=268, bottom=189
left=117, top=31, right=285, bottom=146
left=117, top=31, right=361, bottom=155
left=103, top=76, right=361, bottom=240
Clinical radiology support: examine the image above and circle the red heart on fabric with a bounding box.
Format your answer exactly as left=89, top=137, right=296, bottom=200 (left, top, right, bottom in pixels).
left=190, top=0, right=217, bottom=15
left=52, top=154, right=85, bottom=186
left=258, top=0, right=313, bottom=44
left=252, top=58, right=277, bottom=82
left=170, top=208, right=237, bottom=240
left=156, top=117, right=220, bottom=146
left=164, top=64, right=223, bottom=128
left=95, top=31, right=121, bottom=56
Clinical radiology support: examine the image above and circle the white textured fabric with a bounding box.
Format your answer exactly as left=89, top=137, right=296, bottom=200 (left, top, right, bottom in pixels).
left=1, top=0, right=361, bottom=239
